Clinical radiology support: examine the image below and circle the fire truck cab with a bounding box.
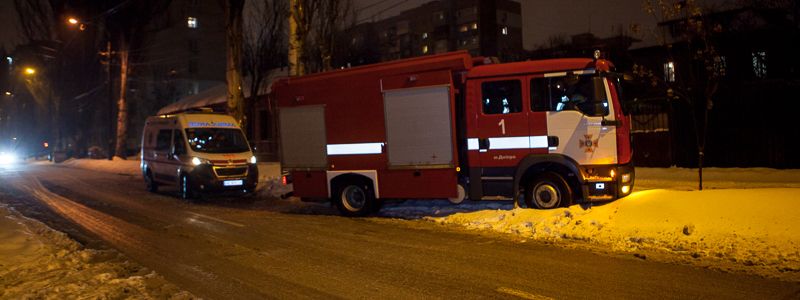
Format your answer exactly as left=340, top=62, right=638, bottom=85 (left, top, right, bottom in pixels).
left=274, top=51, right=633, bottom=216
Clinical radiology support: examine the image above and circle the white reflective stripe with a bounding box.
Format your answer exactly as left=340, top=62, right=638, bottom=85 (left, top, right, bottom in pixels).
left=488, top=136, right=530, bottom=150
left=544, top=72, right=567, bottom=78
left=529, top=136, right=548, bottom=148
left=467, top=138, right=479, bottom=150
left=327, top=143, right=384, bottom=155
left=573, top=69, right=595, bottom=75
left=466, top=136, right=549, bottom=151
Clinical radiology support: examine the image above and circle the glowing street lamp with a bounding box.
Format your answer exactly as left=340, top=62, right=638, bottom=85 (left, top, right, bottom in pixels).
left=68, top=17, right=79, bottom=25
left=24, top=67, right=36, bottom=75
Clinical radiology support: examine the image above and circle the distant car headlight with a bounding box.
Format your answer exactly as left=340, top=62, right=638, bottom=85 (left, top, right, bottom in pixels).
left=192, top=157, right=210, bottom=166
left=0, top=152, right=17, bottom=164
left=249, top=155, right=257, bottom=164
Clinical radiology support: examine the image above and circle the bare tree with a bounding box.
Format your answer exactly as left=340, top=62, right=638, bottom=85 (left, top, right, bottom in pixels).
left=242, top=0, right=288, bottom=133
left=106, top=0, right=172, bottom=158
left=639, top=0, right=724, bottom=189
left=312, top=0, right=354, bottom=72
left=224, top=0, right=247, bottom=129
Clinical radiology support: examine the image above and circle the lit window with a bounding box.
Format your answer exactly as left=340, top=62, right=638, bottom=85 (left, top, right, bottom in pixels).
left=187, top=17, right=198, bottom=28
left=471, top=22, right=478, bottom=30
left=664, top=61, right=676, bottom=82
left=422, top=45, right=429, bottom=54
left=459, top=24, right=469, bottom=32
left=422, top=32, right=428, bottom=40
left=752, top=51, right=767, bottom=78
left=501, top=26, right=509, bottom=35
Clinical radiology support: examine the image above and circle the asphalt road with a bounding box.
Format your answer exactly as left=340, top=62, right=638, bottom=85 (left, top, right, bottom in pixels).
left=1, top=163, right=799, bottom=299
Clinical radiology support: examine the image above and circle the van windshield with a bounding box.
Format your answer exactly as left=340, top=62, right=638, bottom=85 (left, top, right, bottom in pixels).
left=185, top=128, right=250, bottom=153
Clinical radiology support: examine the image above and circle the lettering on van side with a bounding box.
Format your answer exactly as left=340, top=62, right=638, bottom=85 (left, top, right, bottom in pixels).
left=188, top=121, right=236, bottom=127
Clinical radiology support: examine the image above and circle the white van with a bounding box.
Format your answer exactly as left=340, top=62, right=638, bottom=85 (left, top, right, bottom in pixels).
left=141, top=111, right=258, bottom=199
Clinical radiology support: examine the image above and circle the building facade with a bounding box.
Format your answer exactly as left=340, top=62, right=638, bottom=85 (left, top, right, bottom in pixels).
left=346, top=0, right=523, bottom=64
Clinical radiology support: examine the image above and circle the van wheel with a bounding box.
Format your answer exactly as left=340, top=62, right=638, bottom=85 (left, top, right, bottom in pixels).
left=525, top=172, right=571, bottom=209
left=180, top=174, right=197, bottom=201
left=145, top=170, right=158, bottom=193
left=334, top=181, right=375, bottom=217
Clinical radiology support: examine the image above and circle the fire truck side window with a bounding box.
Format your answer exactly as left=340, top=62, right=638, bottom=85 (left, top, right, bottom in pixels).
left=155, top=129, right=172, bottom=151
left=481, top=80, right=522, bottom=115
left=530, top=76, right=609, bottom=116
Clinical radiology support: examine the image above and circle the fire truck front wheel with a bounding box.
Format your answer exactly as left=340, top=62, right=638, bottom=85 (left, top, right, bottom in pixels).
left=525, top=172, right=572, bottom=209
left=333, top=181, right=376, bottom=217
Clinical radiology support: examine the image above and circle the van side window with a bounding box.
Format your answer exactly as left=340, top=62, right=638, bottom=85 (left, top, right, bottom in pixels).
left=481, top=80, right=522, bottom=115
left=155, top=129, right=172, bottom=151
left=172, top=130, right=186, bottom=155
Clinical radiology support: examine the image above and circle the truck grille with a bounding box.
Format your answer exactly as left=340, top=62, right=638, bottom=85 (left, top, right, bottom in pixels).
left=214, top=166, right=248, bottom=177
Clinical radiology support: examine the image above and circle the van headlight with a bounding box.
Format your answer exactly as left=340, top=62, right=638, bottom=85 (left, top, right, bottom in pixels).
left=0, top=152, right=17, bottom=164
left=249, top=155, right=257, bottom=164
left=192, top=157, right=210, bottom=166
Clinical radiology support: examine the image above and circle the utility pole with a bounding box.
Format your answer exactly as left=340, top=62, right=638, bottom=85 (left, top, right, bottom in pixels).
left=106, top=40, right=114, bottom=160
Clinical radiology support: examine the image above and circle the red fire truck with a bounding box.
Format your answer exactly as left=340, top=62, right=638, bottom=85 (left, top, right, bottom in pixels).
left=273, top=51, right=634, bottom=216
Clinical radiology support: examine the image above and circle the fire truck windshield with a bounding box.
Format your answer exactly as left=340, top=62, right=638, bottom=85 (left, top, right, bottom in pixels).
left=184, top=128, right=250, bottom=153
left=532, top=74, right=610, bottom=117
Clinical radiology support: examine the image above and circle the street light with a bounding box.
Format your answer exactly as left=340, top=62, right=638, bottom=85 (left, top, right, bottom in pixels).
left=3, top=91, right=11, bottom=96
left=66, top=16, right=115, bottom=160
left=24, top=67, right=36, bottom=75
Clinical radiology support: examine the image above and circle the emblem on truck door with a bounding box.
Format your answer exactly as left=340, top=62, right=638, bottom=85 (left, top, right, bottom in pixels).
left=579, top=134, right=600, bottom=153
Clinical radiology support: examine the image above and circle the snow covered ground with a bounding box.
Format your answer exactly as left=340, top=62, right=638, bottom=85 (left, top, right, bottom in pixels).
left=36, top=159, right=800, bottom=280
left=381, top=167, right=800, bottom=281
left=0, top=203, right=191, bottom=299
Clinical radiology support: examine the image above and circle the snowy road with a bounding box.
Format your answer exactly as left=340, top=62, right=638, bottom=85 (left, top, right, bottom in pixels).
left=1, top=163, right=799, bottom=299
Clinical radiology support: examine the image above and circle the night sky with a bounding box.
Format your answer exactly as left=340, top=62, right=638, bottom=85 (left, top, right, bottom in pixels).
left=0, top=0, right=731, bottom=52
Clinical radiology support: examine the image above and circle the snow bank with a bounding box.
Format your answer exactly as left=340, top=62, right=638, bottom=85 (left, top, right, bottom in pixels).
left=636, top=167, right=800, bottom=190
left=58, top=157, right=141, bottom=177
left=0, top=204, right=191, bottom=299
left=430, top=188, right=800, bottom=280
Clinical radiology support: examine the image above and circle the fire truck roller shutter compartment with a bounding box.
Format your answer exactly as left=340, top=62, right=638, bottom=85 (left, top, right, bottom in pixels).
left=383, top=85, right=454, bottom=168
left=279, top=105, right=327, bottom=169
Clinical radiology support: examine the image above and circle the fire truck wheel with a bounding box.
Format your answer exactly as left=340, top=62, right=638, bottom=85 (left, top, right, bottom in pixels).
left=334, top=182, right=375, bottom=217
left=448, top=184, right=467, bottom=204
left=525, top=172, right=571, bottom=209
left=145, top=169, right=158, bottom=193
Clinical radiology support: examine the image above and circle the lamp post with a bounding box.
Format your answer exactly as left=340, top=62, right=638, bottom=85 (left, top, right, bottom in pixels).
left=67, top=17, right=115, bottom=160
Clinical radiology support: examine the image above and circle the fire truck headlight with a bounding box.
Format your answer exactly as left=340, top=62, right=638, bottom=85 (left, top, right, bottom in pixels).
left=621, top=173, right=631, bottom=183
left=621, top=185, right=631, bottom=194
left=249, top=155, right=257, bottom=164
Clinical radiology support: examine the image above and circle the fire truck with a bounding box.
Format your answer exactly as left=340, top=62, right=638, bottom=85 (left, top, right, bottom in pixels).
left=273, top=51, right=634, bottom=216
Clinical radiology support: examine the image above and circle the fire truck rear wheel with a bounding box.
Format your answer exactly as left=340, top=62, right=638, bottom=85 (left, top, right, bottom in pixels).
left=525, top=172, right=571, bottom=209
left=334, top=182, right=375, bottom=217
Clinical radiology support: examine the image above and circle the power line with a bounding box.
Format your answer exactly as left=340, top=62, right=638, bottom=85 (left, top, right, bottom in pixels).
left=357, top=0, right=412, bottom=23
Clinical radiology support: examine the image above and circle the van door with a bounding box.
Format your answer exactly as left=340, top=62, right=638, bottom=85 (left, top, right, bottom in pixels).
left=152, top=129, right=174, bottom=182
left=167, top=129, right=187, bottom=183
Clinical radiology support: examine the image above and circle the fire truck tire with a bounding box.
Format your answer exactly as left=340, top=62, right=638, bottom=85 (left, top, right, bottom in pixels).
left=145, top=169, right=158, bottom=193
left=334, top=181, right=376, bottom=217
left=524, top=172, right=571, bottom=209
left=448, top=184, right=467, bottom=204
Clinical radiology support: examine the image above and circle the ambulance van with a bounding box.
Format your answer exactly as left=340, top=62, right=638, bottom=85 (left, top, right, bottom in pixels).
left=141, top=111, right=258, bottom=199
